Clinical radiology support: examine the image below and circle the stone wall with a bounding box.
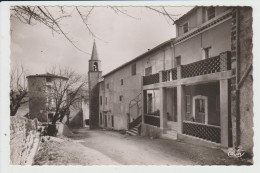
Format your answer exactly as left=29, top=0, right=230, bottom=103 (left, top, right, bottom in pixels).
left=10, top=116, right=39, bottom=165
left=238, top=7, right=253, bottom=155
left=230, top=7, right=253, bottom=156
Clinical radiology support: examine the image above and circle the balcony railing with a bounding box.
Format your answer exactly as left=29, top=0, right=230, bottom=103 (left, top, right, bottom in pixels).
left=162, top=67, right=177, bottom=82
left=144, top=114, right=160, bottom=127
left=182, top=54, right=230, bottom=78
left=183, top=121, right=221, bottom=143
left=142, top=51, right=231, bottom=86
left=143, top=73, right=159, bottom=85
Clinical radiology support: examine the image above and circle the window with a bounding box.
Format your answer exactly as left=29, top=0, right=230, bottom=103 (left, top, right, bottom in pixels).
left=100, top=96, right=102, bottom=105
left=111, top=115, right=114, bottom=127
left=202, top=47, right=211, bottom=59
left=147, top=94, right=153, bottom=114
left=121, top=79, right=124, bottom=85
left=119, top=95, right=123, bottom=101
left=105, top=97, right=108, bottom=104
left=176, top=56, right=181, bottom=66
left=48, top=113, right=54, bottom=121
left=46, top=77, right=51, bottom=82
left=183, top=22, right=189, bottom=34
left=207, top=7, right=215, bottom=20
left=198, top=99, right=205, bottom=113
left=145, top=66, right=152, bottom=76
left=186, top=95, right=191, bottom=113
left=131, top=63, right=136, bottom=75
left=106, top=83, right=109, bottom=89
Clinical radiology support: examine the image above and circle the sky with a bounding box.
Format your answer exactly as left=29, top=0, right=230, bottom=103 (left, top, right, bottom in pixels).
left=10, top=6, right=193, bottom=76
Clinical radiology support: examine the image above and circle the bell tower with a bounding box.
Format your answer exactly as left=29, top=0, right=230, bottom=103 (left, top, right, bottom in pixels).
left=88, top=41, right=102, bottom=129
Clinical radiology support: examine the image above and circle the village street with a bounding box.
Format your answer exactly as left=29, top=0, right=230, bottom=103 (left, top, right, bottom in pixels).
left=33, top=128, right=250, bottom=165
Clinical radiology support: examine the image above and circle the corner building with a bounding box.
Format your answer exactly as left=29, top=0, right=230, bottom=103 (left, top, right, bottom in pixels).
left=88, top=7, right=253, bottom=156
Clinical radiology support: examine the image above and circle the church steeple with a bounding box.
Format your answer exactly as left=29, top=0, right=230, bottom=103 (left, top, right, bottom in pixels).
left=89, top=41, right=101, bottom=72
left=88, top=41, right=102, bottom=129
left=91, top=40, right=99, bottom=60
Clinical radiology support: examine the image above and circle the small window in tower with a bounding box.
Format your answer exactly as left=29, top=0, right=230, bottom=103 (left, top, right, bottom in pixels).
left=46, top=77, right=51, bottom=82
left=207, top=7, right=215, bottom=20
left=119, top=95, right=123, bottom=101
left=121, top=79, right=124, bottom=85
left=106, top=97, right=108, bottom=104
left=93, top=62, right=98, bottom=71
left=100, top=96, right=102, bottom=105
left=106, top=83, right=109, bottom=89
left=183, top=22, right=189, bottom=34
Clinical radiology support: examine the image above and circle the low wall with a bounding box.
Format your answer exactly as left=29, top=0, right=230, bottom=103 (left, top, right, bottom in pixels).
left=141, top=123, right=162, bottom=138
left=10, top=116, right=39, bottom=165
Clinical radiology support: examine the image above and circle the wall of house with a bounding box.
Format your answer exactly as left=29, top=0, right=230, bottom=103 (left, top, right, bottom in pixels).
left=176, top=8, right=198, bottom=36
left=184, top=82, right=220, bottom=126
left=28, top=77, right=47, bottom=122
left=100, top=45, right=173, bottom=130
left=175, top=19, right=232, bottom=65
left=177, top=7, right=229, bottom=37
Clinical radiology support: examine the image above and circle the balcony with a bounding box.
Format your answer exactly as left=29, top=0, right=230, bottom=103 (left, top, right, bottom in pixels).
left=143, top=51, right=231, bottom=86
left=143, top=73, right=159, bottom=86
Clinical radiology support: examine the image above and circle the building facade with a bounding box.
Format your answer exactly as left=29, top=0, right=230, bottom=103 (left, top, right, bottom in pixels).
left=88, top=7, right=253, bottom=156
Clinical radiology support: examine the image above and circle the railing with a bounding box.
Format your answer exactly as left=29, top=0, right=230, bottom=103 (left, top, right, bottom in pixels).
left=142, top=52, right=231, bottom=86
left=183, top=121, right=221, bottom=143
left=162, top=67, right=177, bottom=82
left=144, top=114, right=160, bottom=127
left=143, top=73, right=159, bottom=85
left=128, top=115, right=142, bottom=129
left=182, top=54, right=231, bottom=78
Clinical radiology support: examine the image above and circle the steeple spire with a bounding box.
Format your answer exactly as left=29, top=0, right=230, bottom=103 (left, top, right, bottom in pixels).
left=90, top=40, right=99, bottom=60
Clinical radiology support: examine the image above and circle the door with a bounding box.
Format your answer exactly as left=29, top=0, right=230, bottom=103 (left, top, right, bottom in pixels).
left=195, top=99, right=206, bottom=124
left=147, top=93, right=153, bottom=114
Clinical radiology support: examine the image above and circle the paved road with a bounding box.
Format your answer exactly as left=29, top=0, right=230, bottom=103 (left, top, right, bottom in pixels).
left=68, top=128, right=250, bottom=165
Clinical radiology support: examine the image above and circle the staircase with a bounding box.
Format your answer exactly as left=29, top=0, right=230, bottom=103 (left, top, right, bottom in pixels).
left=126, top=116, right=141, bottom=136
left=126, top=123, right=141, bottom=136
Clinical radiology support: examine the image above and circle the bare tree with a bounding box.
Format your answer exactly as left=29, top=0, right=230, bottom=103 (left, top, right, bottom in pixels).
left=10, top=6, right=180, bottom=53
left=10, top=63, right=28, bottom=116
left=45, top=67, right=87, bottom=126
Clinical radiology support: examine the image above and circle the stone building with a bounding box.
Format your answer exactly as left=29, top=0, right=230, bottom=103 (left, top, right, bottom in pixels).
left=27, top=73, right=68, bottom=122
left=88, top=7, right=253, bottom=156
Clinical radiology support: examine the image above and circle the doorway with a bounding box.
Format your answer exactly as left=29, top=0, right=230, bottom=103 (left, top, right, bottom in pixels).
left=193, top=95, right=208, bottom=124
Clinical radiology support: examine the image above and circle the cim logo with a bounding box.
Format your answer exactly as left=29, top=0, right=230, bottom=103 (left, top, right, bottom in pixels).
left=228, top=149, right=245, bottom=158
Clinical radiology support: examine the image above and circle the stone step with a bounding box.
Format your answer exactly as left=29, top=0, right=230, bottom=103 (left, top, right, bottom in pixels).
left=130, top=128, right=138, bottom=133
left=126, top=130, right=137, bottom=136
left=166, top=130, right=177, bottom=135
left=167, top=126, right=178, bottom=131
left=161, top=133, right=177, bottom=140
